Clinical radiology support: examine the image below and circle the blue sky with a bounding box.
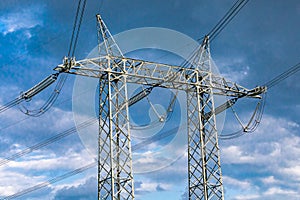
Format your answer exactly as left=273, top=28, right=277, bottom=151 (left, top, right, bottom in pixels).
left=0, top=0, right=300, bottom=199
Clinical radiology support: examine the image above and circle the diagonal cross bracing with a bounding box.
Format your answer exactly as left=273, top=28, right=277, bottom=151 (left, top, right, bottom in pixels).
left=98, top=72, right=134, bottom=200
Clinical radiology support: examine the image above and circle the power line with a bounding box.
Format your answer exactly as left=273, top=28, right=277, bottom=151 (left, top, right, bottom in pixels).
left=0, top=98, right=23, bottom=115
left=1, top=1, right=298, bottom=197
left=0, top=117, right=97, bottom=167
left=0, top=0, right=248, bottom=117
left=21, top=0, right=87, bottom=117
left=0, top=3, right=95, bottom=72
left=208, top=0, right=241, bottom=37
left=178, top=0, right=249, bottom=69
left=264, top=62, right=300, bottom=89
left=2, top=58, right=297, bottom=182
left=2, top=53, right=298, bottom=168
left=0, top=124, right=185, bottom=199
left=0, top=0, right=88, bottom=117
left=209, top=0, right=249, bottom=42
left=70, top=0, right=87, bottom=57
left=1, top=162, right=97, bottom=200
left=0, top=73, right=59, bottom=115
left=68, top=0, right=83, bottom=57
left=3, top=106, right=269, bottom=200
left=0, top=85, right=93, bottom=132
left=1, top=96, right=266, bottom=198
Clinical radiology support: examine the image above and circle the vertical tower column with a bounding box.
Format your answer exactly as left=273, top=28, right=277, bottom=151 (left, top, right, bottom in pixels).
left=98, top=70, right=134, bottom=200
left=187, top=37, right=224, bottom=200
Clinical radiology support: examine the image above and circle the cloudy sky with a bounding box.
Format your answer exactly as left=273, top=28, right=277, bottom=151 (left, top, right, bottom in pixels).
left=0, top=0, right=300, bottom=199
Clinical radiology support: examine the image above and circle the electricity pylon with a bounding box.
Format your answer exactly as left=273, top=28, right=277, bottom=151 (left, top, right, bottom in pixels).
left=55, top=14, right=265, bottom=200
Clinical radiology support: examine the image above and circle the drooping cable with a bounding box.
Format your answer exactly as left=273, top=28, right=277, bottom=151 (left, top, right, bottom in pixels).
left=243, top=93, right=266, bottom=132
left=19, top=0, right=87, bottom=117
left=219, top=93, right=266, bottom=140
left=0, top=85, right=93, bottom=132
left=19, top=73, right=65, bottom=117
left=0, top=73, right=59, bottom=115
left=219, top=60, right=300, bottom=139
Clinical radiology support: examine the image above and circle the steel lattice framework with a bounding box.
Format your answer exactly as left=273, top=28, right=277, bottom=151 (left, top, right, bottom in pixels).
left=186, top=38, right=223, bottom=199
left=55, top=14, right=265, bottom=200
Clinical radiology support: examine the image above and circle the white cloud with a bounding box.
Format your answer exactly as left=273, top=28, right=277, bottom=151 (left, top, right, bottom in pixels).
left=133, top=150, right=184, bottom=174
left=220, top=113, right=300, bottom=199
left=0, top=168, right=46, bottom=196
left=131, top=112, right=300, bottom=199
left=0, top=97, right=74, bottom=133
left=223, top=176, right=251, bottom=189
left=233, top=194, right=260, bottom=200
left=6, top=148, right=93, bottom=171
left=222, top=145, right=255, bottom=164
left=264, top=187, right=298, bottom=196
left=135, top=181, right=171, bottom=193
left=0, top=5, right=44, bottom=36
left=287, top=121, right=300, bottom=128
left=280, top=166, right=300, bottom=181
left=261, top=176, right=280, bottom=185
left=222, top=176, right=260, bottom=200
left=0, top=148, right=95, bottom=198
left=215, top=56, right=250, bottom=82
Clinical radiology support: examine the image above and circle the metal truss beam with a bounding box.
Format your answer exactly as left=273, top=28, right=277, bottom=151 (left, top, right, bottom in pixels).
left=54, top=55, right=263, bottom=98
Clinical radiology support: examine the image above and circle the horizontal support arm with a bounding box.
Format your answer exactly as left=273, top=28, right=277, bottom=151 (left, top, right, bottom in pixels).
left=54, top=55, right=266, bottom=98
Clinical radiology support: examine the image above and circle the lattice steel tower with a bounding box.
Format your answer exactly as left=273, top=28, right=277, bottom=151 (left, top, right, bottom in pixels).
left=55, top=14, right=265, bottom=200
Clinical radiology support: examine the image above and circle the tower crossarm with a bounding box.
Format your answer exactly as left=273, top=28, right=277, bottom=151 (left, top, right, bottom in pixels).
left=210, top=74, right=266, bottom=98
left=54, top=55, right=266, bottom=98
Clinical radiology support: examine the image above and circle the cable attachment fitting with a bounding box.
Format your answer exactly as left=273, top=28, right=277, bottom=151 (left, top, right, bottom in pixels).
left=247, top=86, right=267, bottom=98
left=201, top=35, right=210, bottom=50
left=63, top=56, right=76, bottom=71
left=54, top=56, right=76, bottom=72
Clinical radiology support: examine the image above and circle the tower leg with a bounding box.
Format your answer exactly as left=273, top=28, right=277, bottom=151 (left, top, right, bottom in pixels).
left=98, top=72, right=134, bottom=199
left=186, top=36, right=224, bottom=200
left=187, top=85, right=224, bottom=200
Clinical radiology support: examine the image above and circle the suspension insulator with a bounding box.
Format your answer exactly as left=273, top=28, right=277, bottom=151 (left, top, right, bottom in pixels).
left=22, top=74, right=58, bottom=100
left=128, top=87, right=153, bottom=107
